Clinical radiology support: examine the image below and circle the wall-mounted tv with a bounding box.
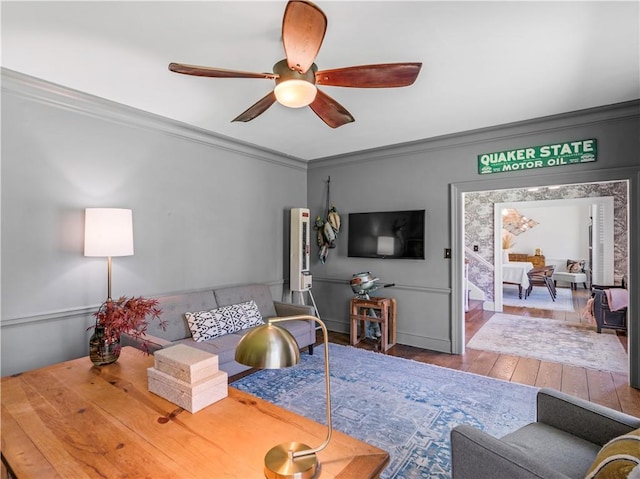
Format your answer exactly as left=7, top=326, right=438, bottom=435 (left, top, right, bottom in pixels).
left=348, top=209, right=425, bottom=259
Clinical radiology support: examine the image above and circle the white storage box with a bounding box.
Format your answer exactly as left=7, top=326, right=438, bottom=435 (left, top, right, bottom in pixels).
left=153, top=344, right=219, bottom=383
left=148, top=367, right=228, bottom=413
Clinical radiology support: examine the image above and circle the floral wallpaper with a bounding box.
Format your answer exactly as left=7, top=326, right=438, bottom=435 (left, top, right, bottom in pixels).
left=465, top=181, right=628, bottom=301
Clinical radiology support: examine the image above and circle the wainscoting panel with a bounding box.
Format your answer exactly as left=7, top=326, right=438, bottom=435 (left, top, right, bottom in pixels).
left=309, top=277, right=452, bottom=353
left=1, top=309, right=96, bottom=376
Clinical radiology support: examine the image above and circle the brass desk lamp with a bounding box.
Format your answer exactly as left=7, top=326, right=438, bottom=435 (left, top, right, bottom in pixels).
left=235, top=315, right=331, bottom=479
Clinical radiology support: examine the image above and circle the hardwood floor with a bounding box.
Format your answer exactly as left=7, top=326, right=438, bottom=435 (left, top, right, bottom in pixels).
left=325, top=286, right=640, bottom=417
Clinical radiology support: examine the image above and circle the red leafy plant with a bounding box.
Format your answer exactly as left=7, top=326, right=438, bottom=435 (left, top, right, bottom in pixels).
left=89, top=296, right=166, bottom=354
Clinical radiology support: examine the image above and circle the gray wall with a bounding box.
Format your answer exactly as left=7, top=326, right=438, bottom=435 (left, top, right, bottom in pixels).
left=306, top=101, right=639, bottom=385
left=2, top=68, right=638, bottom=388
left=1, top=70, right=308, bottom=375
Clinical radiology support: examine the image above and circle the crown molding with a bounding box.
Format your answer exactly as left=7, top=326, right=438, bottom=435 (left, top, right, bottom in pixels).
left=308, top=100, right=640, bottom=169
left=1, top=68, right=307, bottom=171
left=3, top=68, right=637, bottom=172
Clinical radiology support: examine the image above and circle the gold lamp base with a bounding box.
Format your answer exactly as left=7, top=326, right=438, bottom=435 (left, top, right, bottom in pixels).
left=264, top=442, right=318, bottom=479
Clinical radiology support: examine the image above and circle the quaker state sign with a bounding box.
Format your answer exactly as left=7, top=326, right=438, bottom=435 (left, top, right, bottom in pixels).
left=478, top=139, right=597, bottom=175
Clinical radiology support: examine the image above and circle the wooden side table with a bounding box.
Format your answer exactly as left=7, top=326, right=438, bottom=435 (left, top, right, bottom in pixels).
left=350, top=297, right=397, bottom=352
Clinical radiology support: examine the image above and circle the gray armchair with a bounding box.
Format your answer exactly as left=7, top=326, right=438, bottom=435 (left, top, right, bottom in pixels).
left=450, top=388, right=640, bottom=479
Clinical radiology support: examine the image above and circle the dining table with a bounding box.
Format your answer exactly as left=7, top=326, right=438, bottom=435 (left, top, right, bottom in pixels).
left=503, top=261, right=534, bottom=298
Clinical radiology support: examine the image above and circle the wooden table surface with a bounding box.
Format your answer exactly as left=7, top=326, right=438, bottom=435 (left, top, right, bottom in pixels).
left=1, top=347, right=389, bottom=478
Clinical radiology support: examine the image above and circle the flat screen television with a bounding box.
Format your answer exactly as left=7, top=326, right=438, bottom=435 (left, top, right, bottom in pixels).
left=348, top=209, right=425, bottom=259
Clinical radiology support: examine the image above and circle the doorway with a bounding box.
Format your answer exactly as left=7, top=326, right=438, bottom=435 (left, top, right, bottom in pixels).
left=451, top=168, right=638, bottom=388
left=493, top=195, right=618, bottom=312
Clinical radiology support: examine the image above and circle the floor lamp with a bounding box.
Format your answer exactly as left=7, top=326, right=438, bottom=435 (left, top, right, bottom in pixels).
left=235, top=315, right=332, bottom=479
left=84, top=208, right=134, bottom=301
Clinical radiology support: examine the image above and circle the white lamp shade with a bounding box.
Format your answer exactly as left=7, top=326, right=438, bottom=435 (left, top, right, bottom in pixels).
left=84, top=208, right=134, bottom=257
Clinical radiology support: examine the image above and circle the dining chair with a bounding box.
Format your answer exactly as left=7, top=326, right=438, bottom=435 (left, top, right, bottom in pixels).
left=526, top=265, right=556, bottom=301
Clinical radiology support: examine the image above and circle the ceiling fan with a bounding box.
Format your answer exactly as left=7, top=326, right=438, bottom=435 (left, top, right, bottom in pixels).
left=168, top=0, right=422, bottom=128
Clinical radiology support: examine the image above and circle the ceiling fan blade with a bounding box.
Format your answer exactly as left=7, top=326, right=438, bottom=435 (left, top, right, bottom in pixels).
left=309, top=89, right=354, bottom=128
left=316, top=63, right=422, bottom=88
left=232, top=91, right=277, bottom=123
left=282, top=0, right=327, bottom=73
left=169, top=63, right=277, bottom=80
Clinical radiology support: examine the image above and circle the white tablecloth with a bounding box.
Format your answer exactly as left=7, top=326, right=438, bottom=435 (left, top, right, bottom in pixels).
left=503, top=262, right=534, bottom=289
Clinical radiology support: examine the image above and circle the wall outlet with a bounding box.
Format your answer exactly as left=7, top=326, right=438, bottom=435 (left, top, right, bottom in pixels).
left=444, top=248, right=451, bottom=258
left=473, top=245, right=479, bottom=252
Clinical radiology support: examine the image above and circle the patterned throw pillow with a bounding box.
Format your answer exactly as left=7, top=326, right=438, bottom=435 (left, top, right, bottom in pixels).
left=567, top=259, right=585, bottom=273
left=185, top=300, right=264, bottom=342
left=584, top=428, right=640, bottom=479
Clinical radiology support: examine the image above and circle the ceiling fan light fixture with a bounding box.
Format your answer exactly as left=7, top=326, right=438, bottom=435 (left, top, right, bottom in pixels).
left=274, top=79, right=317, bottom=108
left=168, top=1, right=422, bottom=127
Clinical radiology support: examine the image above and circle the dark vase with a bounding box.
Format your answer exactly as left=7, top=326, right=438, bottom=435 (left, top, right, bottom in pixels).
left=89, top=325, right=121, bottom=366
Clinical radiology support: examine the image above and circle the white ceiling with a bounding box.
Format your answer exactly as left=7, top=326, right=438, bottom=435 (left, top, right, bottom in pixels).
left=2, top=1, right=639, bottom=161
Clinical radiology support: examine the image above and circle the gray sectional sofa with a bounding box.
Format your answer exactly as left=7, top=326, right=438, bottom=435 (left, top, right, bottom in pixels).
left=122, top=283, right=316, bottom=376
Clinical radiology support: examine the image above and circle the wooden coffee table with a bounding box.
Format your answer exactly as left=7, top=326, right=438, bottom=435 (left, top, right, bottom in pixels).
left=1, top=347, right=388, bottom=478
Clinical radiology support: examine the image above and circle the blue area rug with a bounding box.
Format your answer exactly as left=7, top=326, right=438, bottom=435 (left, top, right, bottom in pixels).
left=233, top=343, right=538, bottom=478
